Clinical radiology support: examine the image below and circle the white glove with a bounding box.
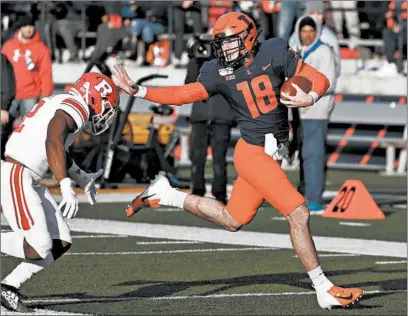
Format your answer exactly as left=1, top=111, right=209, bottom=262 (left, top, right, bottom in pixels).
left=58, top=178, right=79, bottom=219
left=264, top=133, right=278, bottom=157
left=68, top=162, right=103, bottom=205
left=264, top=133, right=288, bottom=161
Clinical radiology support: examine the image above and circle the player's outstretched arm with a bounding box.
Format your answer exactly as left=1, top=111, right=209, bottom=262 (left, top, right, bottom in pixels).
left=112, top=64, right=209, bottom=106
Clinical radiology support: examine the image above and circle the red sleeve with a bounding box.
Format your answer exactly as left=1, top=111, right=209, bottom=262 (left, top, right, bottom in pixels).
left=295, top=59, right=330, bottom=98
left=144, top=82, right=209, bottom=106
left=1, top=41, right=11, bottom=58
left=39, top=45, right=54, bottom=97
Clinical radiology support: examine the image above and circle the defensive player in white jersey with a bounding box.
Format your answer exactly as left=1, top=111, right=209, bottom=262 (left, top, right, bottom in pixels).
left=0, top=72, right=119, bottom=312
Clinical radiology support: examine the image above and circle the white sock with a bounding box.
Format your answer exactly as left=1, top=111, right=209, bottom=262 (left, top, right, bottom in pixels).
left=308, top=266, right=333, bottom=292
left=1, top=232, right=25, bottom=259
left=2, top=253, right=54, bottom=289
left=166, top=189, right=188, bottom=209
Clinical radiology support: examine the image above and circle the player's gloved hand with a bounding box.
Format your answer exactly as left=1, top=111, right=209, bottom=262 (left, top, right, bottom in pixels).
left=58, top=178, right=79, bottom=219
left=280, top=83, right=317, bottom=108
left=112, top=64, right=138, bottom=95
left=68, top=161, right=103, bottom=205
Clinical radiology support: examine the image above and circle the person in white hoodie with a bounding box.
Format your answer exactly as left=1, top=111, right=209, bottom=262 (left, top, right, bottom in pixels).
left=291, top=15, right=337, bottom=214
left=289, top=1, right=340, bottom=77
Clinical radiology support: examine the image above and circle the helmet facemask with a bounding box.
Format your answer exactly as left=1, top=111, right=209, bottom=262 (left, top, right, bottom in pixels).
left=86, top=99, right=117, bottom=135
left=212, top=31, right=249, bottom=68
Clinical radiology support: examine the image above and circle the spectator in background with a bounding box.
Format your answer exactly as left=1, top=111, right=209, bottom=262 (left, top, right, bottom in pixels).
left=233, top=1, right=257, bottom=22
left=1, top=53, right=16, bottom=160
left=207, top=0, right=233, bottom=29
left=289, top=1, right=340, bottom=77
left=1, top=15, right=53, bottom=121
left=330, top=1, right=360, bottom=46
left=1, top=2, right=35, bottom=44
left=259, top=1, right=281, bottom=40
left=54, top=2, right=87, bottom=62
left=185, top=36, right=235, bottom=204
left=278, top=0, right=307, bottom=41
left=35, top=2, right=68, bottom=61
left=122, top=0, right=144, bottom=60
left=173, top=1, right=203, bottom=68
left=84, top=8, right=131, bottom=77
left=291, top=15, right=337, bottom=214
left=376, top=0, right=407, bottom=76
left=127, top=2, right=168, bottom=65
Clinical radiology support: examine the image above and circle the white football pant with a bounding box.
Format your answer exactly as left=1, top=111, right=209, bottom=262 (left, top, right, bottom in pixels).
left=1, top=162, right=72, bottom=258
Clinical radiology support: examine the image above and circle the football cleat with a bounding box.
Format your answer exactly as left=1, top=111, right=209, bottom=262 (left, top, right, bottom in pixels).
left=315, top=285, right=363, bottom=309
left=1, top=283, right=31, bottom=312
left=125, top=175, right=173, bottom=217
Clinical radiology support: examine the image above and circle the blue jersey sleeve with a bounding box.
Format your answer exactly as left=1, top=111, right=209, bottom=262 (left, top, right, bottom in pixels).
left=267, top=38, right=301, bottom=78
left=197, top=60, right=219, bottom=97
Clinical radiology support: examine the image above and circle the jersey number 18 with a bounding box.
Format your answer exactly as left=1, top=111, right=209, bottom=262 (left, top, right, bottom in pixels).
left=236, top=74, right=278, bottom=119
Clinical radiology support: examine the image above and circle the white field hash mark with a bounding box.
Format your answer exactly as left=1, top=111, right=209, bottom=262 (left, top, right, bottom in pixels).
left=65, top=247, right=276, bottom=256
left=71, top=235, right=203, bottom=244
left=25, top=289, right=407, bottom=305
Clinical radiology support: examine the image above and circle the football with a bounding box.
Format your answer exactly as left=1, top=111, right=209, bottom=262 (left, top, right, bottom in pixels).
left=280, top=76, right=312, bottom=101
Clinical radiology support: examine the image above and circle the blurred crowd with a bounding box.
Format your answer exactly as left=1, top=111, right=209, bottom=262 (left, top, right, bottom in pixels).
left=1, top=1, right=406, bottom=76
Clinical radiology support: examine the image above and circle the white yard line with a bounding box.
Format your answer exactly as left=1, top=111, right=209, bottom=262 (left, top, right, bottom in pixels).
left=293, top=254, right=361, bottom=258
left=153, top=208, right=184, bottom=212
left=25, top=289, right=407, bottom=305
left=72, top=234, right=128, bottom=238
left=135, top=241, right=202, bottom=245
left=375, top=260, right=407, bottom=265
left=270, top=217, right=286, bottom=221
left=2, top=215, right=406, bottom=258
left=65, top=218, right=407, bottom=258
left=339, top=222, right=372, bottom=227
left=47, top=187, right=405, bottom=204
left=65, top=247, right=275, bottom=256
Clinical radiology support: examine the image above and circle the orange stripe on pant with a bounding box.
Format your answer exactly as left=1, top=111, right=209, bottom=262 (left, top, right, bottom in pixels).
left=19, top=167, right=35, bottom=226
left=226, top=138, right=305, bottom=225
left=13, top=165, right=34, bottom=230
left=9, top=165, right=21, bottom=229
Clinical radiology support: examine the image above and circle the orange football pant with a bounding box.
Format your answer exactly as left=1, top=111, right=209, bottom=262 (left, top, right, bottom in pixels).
left=226, top=138, right=305, bottom=225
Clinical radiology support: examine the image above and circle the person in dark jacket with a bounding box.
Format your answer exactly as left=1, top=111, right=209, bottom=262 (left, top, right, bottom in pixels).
left=53, top=2, right=88, bottom=62
left=173, top=1, right=203, bottom=68
left=185, top=40, right=235, bottom=204
left=1, top=53, right=16, bottom=159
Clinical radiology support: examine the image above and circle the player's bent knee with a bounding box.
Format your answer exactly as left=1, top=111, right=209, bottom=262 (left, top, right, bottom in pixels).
left=23, top=237, right=52, bottom=260
left=222, top=208, right=243, bottom=232
left=286, top=203, right=310, bottom=227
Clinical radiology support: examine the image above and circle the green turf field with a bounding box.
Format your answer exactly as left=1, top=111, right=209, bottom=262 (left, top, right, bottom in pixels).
left=1, top=170, right=407, bottom=315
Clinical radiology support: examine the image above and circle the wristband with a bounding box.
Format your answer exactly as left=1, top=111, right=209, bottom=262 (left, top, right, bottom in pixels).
left=132, top=84, right=147, bottom=98
left=308, top=91, right=319, bottom=105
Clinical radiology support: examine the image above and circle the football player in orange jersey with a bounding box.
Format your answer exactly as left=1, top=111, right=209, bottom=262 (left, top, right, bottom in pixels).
left=113, top=12, right=363, bottom=309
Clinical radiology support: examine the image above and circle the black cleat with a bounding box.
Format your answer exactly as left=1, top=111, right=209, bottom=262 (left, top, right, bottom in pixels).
left=1, top=283, right=31, bottom=312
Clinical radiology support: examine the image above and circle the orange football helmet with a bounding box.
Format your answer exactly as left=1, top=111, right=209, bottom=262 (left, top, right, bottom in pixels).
left=211, top=12, right=258, bottom=68
left=70, top=72, right=119, bottom=135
